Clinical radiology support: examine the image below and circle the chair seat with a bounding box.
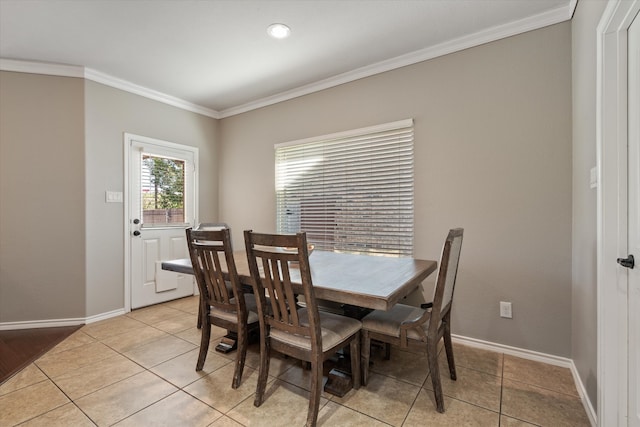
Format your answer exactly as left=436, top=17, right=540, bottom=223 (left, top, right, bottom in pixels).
left=270, top=308, right=361, bottom=351
left=361, top=228, right=463, bottom=414
left=210, top=293, right=259, bottom=324
left=362, top=303, right=429, bottom=341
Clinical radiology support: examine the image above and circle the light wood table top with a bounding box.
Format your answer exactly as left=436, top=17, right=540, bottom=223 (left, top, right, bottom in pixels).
left=162, top=250, right=437, bottom=311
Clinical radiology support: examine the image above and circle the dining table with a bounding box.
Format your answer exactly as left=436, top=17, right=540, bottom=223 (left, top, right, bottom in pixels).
left=162, top=249, right=437, bottom=396
left=162, top=250, right=437, bottom=311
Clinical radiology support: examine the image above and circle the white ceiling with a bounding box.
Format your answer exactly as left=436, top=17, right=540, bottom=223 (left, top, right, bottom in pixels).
left=0, top=0, right=575, bottom=118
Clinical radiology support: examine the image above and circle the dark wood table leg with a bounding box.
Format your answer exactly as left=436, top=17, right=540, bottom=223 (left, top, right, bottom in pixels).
left=215, top=333, right=238, bottom=353
left=323, top=304, right=372, bottom=396
left=214, top=327, right=260, bottom=354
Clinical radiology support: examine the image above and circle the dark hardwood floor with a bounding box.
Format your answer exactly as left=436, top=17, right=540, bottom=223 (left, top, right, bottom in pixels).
left=0, top=325, right=81, bottom=385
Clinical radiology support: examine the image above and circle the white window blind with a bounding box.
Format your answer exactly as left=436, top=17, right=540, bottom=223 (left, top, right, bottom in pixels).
left=275, top=119, right=414, bottom=257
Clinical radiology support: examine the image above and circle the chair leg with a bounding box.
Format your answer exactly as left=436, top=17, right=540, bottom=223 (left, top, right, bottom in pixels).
left=427, top=338, right=445, bottom=413
left=384, top=343, right=391, bottom=360
left=350, top=333, right=361, bottom=389
left=361, top=330, right=371, bottom=386
left=196, top=316, right=210, bottom=371
left=197, top=301, right=202, bottom=329
left=254, top=334, right=271, bottom=407
left=306, top=356, right=323, bottom=427
left=443, top=321, right=457, bottom=381
left=232, top=323, right=248, bottom=389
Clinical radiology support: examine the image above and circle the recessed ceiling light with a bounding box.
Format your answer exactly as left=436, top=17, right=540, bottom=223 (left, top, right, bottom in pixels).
left=267, top=23, right=291, bottom=39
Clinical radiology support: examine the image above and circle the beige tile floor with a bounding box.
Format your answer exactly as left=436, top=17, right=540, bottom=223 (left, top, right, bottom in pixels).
left=0, top=296, right=591, bottom=426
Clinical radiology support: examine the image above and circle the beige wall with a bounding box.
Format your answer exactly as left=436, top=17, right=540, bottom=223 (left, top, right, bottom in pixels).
left=0, top=72, right=86, bottom=322
left=0, top=73, right=219, bottom=322
left=84, top=81, right=219, bottom=317
left=571, top=0, right=608, bottom=409
left=219, top=23, right=573, bottom=356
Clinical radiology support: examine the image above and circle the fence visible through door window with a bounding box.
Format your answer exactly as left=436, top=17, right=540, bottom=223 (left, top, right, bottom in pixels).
left=275, top=119, right=414, bottom=257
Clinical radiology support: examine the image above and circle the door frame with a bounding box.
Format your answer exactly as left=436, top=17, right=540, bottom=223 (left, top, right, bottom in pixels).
left=597, top=1, right=639, bottom=425
left=123, top=133, right=199, bottom=312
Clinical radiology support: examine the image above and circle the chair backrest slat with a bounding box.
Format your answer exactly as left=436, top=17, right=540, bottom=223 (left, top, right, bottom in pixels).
left=196, top=239, right=224, bottom=304
left=187, top=227, right=244, bottom=314
left=245, top=231, right=319, bottom=345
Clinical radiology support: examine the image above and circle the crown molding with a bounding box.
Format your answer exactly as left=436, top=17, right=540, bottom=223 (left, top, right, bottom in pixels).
left=219, top=2, right=576, bottom=118
left=1, top=1, right=576, bottom=120
left=0, top=58, right=85, bottom=78
left=0, top=58, right=220, bottom=119
left=84, top=68, right=220, bottom=119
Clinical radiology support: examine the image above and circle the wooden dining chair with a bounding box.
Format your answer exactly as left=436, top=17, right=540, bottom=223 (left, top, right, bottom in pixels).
left=186, top=227, right=259, bottom=389
left=244, top=230, right=362, bottom=427
left=192, top=223, right=229, bottom=329
left=361, top=228, right=464, bottom=413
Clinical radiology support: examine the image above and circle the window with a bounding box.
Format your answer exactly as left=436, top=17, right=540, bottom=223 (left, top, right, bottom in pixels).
left=141, top=154, right=186, bottom=225
left=275, top=119, right=414, bottom=257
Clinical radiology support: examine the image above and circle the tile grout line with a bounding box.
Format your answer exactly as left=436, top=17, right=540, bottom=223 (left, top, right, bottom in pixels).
left=59, top=313, right=199, bottom=426
left=2, top=297, right=589, bottom=426
left=128, top=299, right=332, bottom=424
left=400, top=376, right=423, bottom=426
left=31, top=361, right=98, bottom=426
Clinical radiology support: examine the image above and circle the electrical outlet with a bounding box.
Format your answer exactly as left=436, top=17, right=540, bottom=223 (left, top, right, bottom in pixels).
left=500, top=301, right=512, bottom=319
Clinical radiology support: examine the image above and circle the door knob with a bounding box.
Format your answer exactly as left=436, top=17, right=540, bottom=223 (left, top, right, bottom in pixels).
left=617, top=254, right=635, bottom=269
left=133, top=219, right=140, bottom=225
left=133, top=230, right=141, bottom=237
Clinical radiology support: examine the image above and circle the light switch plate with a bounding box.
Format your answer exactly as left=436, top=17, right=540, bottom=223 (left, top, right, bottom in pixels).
left=105, top=191, right=123, bottom=203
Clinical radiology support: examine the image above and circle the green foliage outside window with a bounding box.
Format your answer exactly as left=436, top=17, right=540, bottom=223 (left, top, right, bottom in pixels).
left=143, top=156, right=185, bottom=210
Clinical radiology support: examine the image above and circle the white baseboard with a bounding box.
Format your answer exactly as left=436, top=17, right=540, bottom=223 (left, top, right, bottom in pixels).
left=452, top=334, right=573, bottom=367
left=453, top=334, right=597, bottom=427
left=569, top=359, right=598, bottom=427
left=0, top=317, right=85, bottom=330
left=85, top=309, right=127, bottom=324
left=0, top=308, right=126, bottom=330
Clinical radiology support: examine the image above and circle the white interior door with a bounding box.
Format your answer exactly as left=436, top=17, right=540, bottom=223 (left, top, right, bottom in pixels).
left=629, top=12, right=640, bottom=427
left=126, top=134, right=198, bottom=309
left=599, top=2, right=640, bottom=424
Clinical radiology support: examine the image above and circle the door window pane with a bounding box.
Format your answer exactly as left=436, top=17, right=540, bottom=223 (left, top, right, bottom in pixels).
left=141, top=154, right=185, bottom=226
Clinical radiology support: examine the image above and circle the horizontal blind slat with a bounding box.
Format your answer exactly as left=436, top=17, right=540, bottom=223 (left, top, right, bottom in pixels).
left=276, top=120, right=414, bottom=257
